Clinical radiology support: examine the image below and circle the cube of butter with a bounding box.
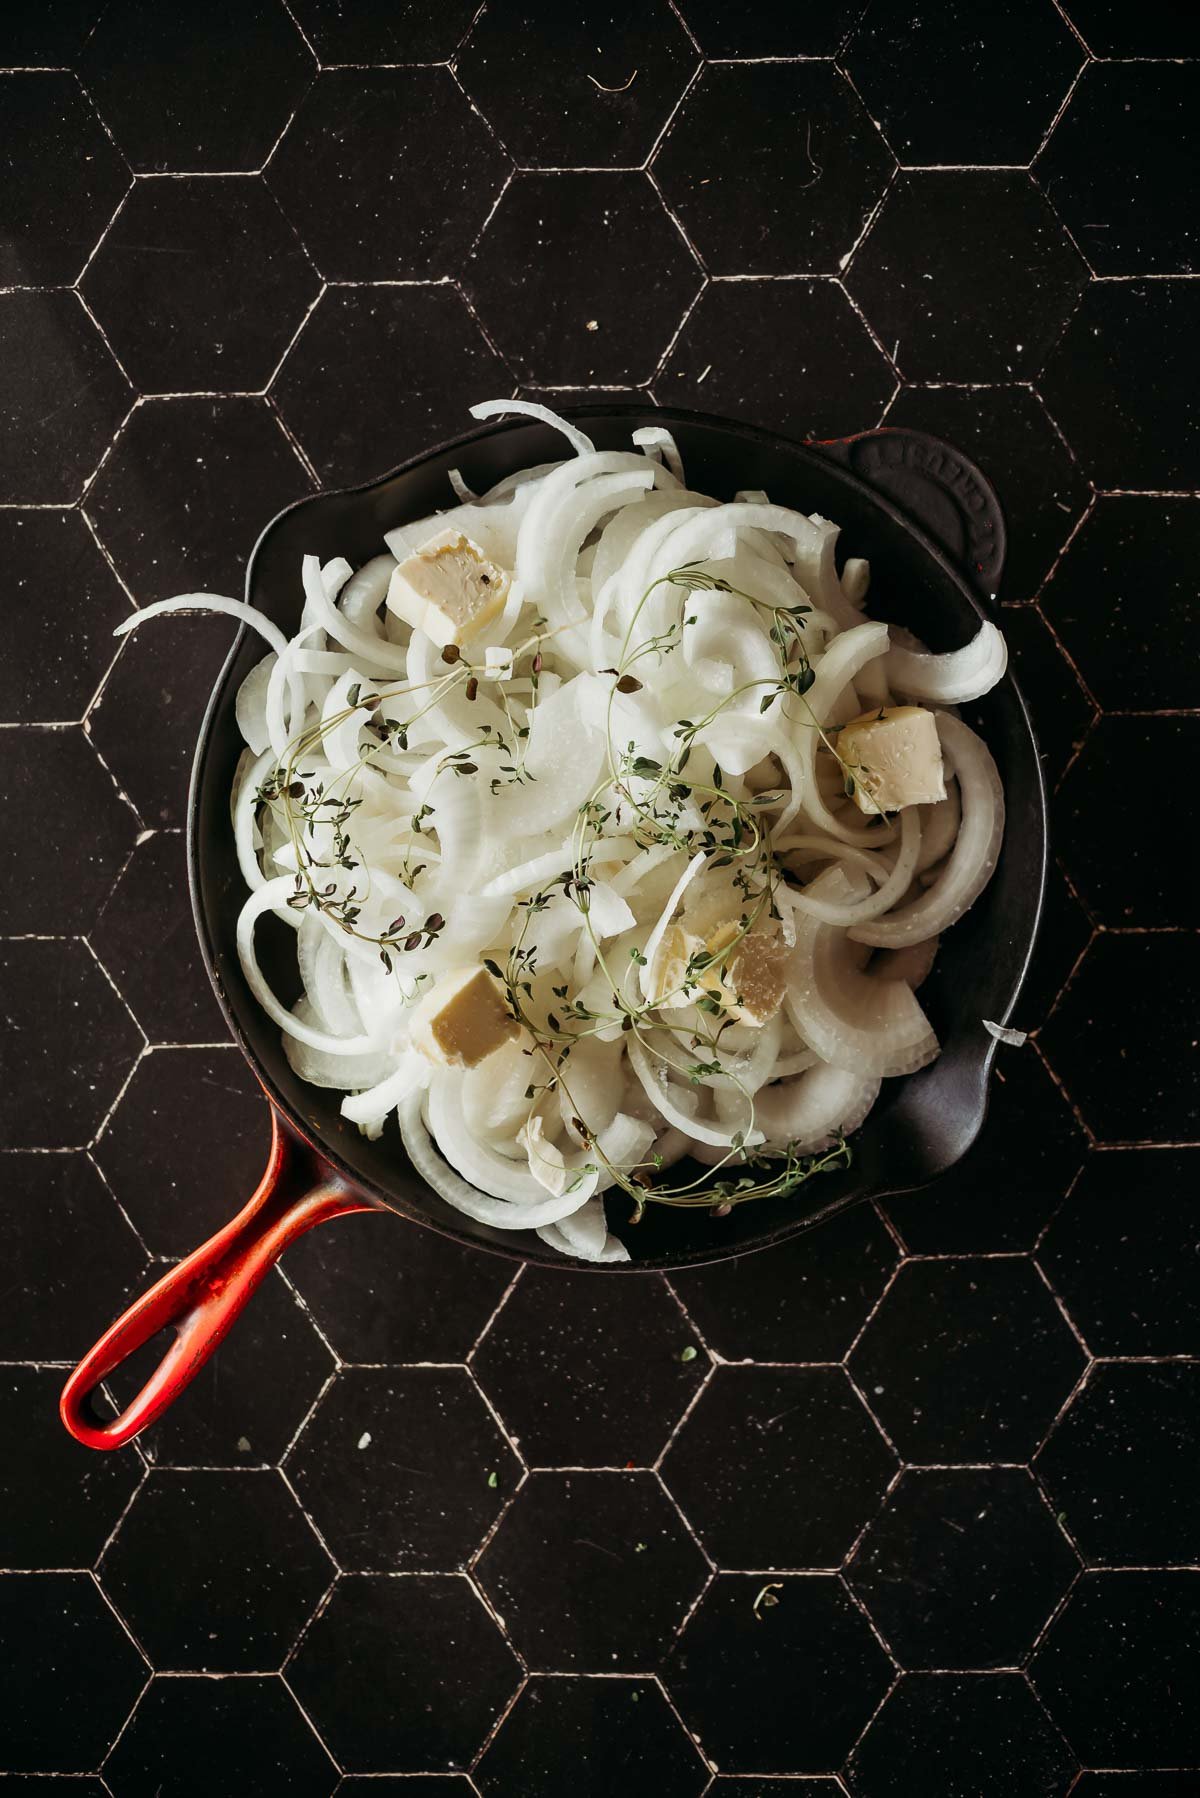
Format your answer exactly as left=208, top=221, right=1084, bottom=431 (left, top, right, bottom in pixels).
left=701, top=921, right=788, bottom=1027
left=838, top=705, right=946, bottom=816
left=410, top=965, right=519, bottom=1069
left=386, top=528, right=510, bottom=649
left=645, top=922, right=702, bottom=1010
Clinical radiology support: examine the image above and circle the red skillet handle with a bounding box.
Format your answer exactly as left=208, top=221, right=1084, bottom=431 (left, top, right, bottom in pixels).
left=60, top=1109, right=382, bottom=1450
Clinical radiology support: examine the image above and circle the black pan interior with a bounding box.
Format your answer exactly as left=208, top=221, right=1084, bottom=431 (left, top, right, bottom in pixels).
left=189, top=408, right=1046, bottom=1270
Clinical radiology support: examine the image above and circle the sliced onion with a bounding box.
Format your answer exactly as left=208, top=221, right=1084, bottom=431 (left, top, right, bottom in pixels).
left=785, top=867, right=939, bottom=1077
left=789, top=806, right=921, bottom=927
left=752, top=1062, right=881, bottom=1152
left=850, top=715, right=1004, bottom=949
left=886, top=619, right=1007, bottom=705
left=469, top=398, right=595, bottom=457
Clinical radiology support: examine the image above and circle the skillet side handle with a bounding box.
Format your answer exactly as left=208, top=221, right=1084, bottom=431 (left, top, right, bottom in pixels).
left=812, top=428, right=1007, bottom=608
left=60, top=1111, right=380, bottom=1451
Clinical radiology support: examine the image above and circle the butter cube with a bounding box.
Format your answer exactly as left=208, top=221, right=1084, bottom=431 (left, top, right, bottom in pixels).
left=410, top=965, right=519, bottom=1068
left=386, top=528, right=510, bottom=649
left=701, top=921, right=788, bottom=1026
left=646, top=922, right=702, bottom=1010
left=838, top=705, right=946, bottom=816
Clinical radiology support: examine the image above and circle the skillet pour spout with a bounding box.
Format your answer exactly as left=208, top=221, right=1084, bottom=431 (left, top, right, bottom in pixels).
left=60, top=408, right=1044, bottom=1448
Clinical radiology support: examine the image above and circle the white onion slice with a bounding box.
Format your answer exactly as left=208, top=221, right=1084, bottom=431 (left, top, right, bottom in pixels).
left=849, top=716, right=1004, bottom=949
left=785, top=867, right=939, bottom=1077
left=886, top=619, right=1007, bottom=705
left=469, top=399, right=595, bottom=457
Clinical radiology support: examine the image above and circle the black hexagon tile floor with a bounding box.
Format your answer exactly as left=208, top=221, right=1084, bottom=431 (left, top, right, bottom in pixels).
left=5, top=2, right=1200, bottom=1789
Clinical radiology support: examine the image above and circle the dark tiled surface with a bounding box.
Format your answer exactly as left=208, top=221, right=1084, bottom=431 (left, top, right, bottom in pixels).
left=845, top=1674, right=1076, bottom=1798
left=1036, top=62, right=1200, bottom=276
left=845, top=171, right=1087, bottom=382
left=652, top=63, right=892, bottom=276
left=844, top=1, right=1082, bottom=167
left=463, top=172, right=701, bottom=386
left=456, top=2, right=697, bottom=170
left=474, top=1678, right=706, bottom=1798
left=5, top=5, right=1197, bottom=1789
left=266, top=68, right=508, bottom=282
left=82, top=177, right=319, bottom=394
left=474, top=1470, right=707, bottom=1671
left=884, top=385, right=1087, bottom=603
left=0, top=73, right=129, bottom=286
left=846, top=1467, right=1075, bottom=1669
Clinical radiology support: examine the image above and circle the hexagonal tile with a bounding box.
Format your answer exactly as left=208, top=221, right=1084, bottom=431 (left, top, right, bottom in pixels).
left=286, top=1574, right=521, bottom=1772
left=843, top=0, right=1081, bottom=168
left=82, top=178, right=319, bottom=395
left=0, top=1572, right=145, bottom=1772
left=885, top=387, right=1088, bottom=604
left=0, top=510, right=128, bottom=725
left=1017, top=859, right=1093, bottom=1030
left=108, top=1269, right=334, bottom=1469
left=94, top=1047, right=271, bottom=1255
left=710, top=1784, right=845, bottom=1796
left=0, top=1151, right=147, bottom=1360
left=0, top=940, right=142, bottom=1151
left=0, top=1, right=96, bottom=63
left=0, top=1369, right=142, bottom=1571
left=1058, top=718, right=1197, bottom=927
left=458, top=1, right=696, bottom=170
left=85, top=396, right=313, bottom=610
left=1038, top=1148, right=1200, bottom=1357
left=1071, top=1780, right=1200, bottom=1798
left=286, top=1367, right=519, bottom=1572
left=272, top=285, right=508, bottom=488
left=1040, top=497, right=1199, bottom=712
left=664, top=1573, right=892, bottom=1773
left=661, top=1367, right=895, bottom=1569
left=1040, top=935, right=1200, bottom=1143
left=474, top=1471, right=707, bottom=1670
left=101, top=1470, right=333, bottom=1671
left=471, top=1269, right=705, bottom=1467
left=1039, top=281, right=1200, bottom=491
left=0, top=291, right=132, bottom=505
left=656, top=278, right=894, bottom=437
left=1037, top=64, right=1200, bottom=276
left=846, top=1468, right=1076, bottom=1671
left=91, top=832, right=227, bottom=1045
left=846, top=171, right=1086, bottom=382
left=1030, top=1572, right=1200, bottom=1764
left=88, top=613, right=241, bottom=828
left=1001, top=605, right=1095, bottom=789
left=883, top=1051, right=1085, bottom=1254
left=1059, top=0, right=1200, bottom=55
left=338, top=1782, right=475, bottom=1796
left=652, top=64, right=891, bottom=275
left=80, top=0, right=313, bottom=174
left=674, top=0, right=861, bottom=56
left=848, top=1259, right=1085, bottom=1464
left=1036, top=1364, right=1200, bottom=1568
left=266, top=69, right=508, bottom=281
left=104, top=1675, right=336, bottom=1797
left=284, top=1209, right=513, bottom=1363
left=287, top=0, right=477, bottom=62
left=846, top=1673, right=1075, bottom=1798
left=0, top=73, right=128, bottom=286
left=462, top=172, right=700, bottom=386
left=0, top=728, right=136, bottom=934
left=338, top=1776, right=474, bottom=1790
left=475, top=1677, right=707, bottom=1798
left=670, top=1203, right=897, bottom=1363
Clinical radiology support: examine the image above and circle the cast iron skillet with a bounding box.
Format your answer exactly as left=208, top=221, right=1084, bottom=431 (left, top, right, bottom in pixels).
left=61, top=407, right=1045, bottom=1449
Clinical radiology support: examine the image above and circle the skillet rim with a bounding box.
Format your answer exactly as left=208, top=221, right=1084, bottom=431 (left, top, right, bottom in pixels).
left=186, top=403, right=1047, bottom=1272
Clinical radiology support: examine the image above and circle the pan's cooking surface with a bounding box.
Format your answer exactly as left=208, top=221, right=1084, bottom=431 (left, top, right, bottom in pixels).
left=190, top=408, right=1045, bottom=1268
left=4, top=1, right=1197, bottom=1788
